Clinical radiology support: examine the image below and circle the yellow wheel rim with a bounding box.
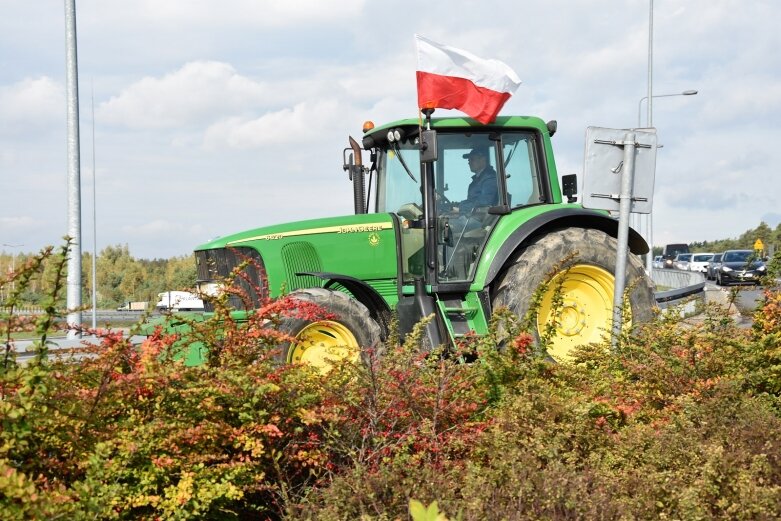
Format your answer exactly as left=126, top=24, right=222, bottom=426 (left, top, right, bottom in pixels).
left=288, top=320, right=360, bottom=372
left=537, top=264, right=626, bottom=362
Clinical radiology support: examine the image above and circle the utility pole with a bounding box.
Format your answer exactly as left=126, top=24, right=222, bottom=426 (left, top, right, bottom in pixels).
left=65, top=0, right=82, bottom=338
left=91, top=84, right=98, bottom=332
left=645, top=0, right=654, bottom=277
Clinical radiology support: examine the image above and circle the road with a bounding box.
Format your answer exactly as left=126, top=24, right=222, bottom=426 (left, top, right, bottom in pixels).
left=703, top=281, right=765, bottom=314
left=7, top=332, right=147, bottom=365
left=659, top=264, right=770, bottom=314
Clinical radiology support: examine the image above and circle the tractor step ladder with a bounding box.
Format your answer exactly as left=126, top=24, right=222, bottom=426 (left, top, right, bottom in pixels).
left=437, top=297, right=479, bottom=341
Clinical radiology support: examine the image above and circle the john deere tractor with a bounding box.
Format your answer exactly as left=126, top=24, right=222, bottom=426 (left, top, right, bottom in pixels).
left=191, top=114, right=654, bottom=368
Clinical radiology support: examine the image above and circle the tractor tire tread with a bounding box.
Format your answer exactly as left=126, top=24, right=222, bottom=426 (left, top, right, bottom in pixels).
left=280, top=288, right=383, bottom=363
left=492, top=227, right=655, bottom=349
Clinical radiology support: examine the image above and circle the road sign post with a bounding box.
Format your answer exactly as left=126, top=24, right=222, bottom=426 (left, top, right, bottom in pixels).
left=582, top=127, right=658, bottom=348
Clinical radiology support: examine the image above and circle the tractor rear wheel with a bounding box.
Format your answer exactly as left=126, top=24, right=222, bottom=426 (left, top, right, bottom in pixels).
left=492, top=227, right=655, bottom=362
left=277, top=288, right=382, bottom=372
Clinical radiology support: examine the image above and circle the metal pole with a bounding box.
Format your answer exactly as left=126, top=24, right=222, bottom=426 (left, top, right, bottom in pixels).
left=637, top=92, right=697, bottom=127
left=647, top=0, right=654, bottom=129
left=637, top=90, right=697, bottom=275
left=645, top=0, right=654, bottom=278
left=637, top=97, right=647, bottom=128
left=612, top=132, right=637, bottom=348
left=91, top=84, right=97, bottom=332
left=65, top=0, right=82, bottom=338
left=2, top=243, right=24, bottom=293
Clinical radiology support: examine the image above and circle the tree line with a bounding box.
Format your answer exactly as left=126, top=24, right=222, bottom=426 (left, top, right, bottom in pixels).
left=645, top=221, right=780, bottom=257
left=0, top=244, right=195, bottom=309
left=687, top=221, right=780, bottom=255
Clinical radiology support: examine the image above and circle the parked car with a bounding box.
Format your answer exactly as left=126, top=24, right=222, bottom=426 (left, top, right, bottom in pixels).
left=652, top=255, right=663, bottom=269
left=662, top=243, right=690, bottom=269
left=689, top=253, right=714, bottom=274
left=674, top=253, right=693, bottom=271
left=706, top=253, right=723, bottom=280
left=715, top=249, right=767, bottom=286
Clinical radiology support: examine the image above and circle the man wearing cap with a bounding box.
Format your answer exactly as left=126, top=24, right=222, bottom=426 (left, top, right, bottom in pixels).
left=455, top=146, right=499, bottom=213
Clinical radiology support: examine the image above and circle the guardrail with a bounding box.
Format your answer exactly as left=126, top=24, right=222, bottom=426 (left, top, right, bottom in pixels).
left=0, top=309, right=167, bottom=321
left=0, top=305, right=45, bottom=315
left=652, top=269, right=706, bottom=310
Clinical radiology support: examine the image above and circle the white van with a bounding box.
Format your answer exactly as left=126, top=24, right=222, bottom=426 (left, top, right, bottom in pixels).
left=155, top=291, right=204, bottom=311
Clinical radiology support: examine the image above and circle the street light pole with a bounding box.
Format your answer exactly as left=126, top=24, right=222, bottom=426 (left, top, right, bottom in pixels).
left=645, top=0, right=654, bottom=277
left=65, top=0, right=83, bottom=339
left=637, top=89, right=698, bottom=276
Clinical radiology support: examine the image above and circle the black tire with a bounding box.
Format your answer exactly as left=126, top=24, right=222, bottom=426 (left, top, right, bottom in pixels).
left=276, top=288, right=382, bottom=370
left=492, top=227, right=655, bottom=361
left=716, top=272, right=723, bottom=286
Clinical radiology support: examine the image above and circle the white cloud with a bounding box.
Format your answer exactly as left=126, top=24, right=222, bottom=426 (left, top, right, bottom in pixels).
left=203, top=99, right=346, bottom=149
left=121, top=219, right=205, bottom=238
left=0, top=216, right=38, bottom=230
left=698, top=79, right=781, bottom=126
left=85, top=0, right=366, bottom=28
left=98, top=61, right=269, bottom=129
left=0, top=77, right=63, bottom=134
left=0, top=216, right=49, bottom=247
left=0, top=150, right=17, bottom=165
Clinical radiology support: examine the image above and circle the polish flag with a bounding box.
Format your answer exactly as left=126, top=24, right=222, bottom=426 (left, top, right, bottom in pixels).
left=415, top=34, right=521, bottom=124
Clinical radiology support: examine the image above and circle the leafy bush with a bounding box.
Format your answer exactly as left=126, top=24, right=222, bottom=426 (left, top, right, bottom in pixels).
left=2, top=246, right=343, bottom=519
left=2, top=244, right=781, bottom=520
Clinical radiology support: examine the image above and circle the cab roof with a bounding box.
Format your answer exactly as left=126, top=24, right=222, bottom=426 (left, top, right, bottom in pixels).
left=363, top=115, right=551, bottom=149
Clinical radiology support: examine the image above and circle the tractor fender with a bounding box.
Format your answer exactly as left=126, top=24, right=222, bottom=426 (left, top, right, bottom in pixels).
left=295, top=271, right=392, bottom=339
left=484, top=208, right=649, bottom=287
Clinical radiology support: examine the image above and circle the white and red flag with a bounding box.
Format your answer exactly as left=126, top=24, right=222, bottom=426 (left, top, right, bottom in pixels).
left=415, top=34, right=521, bottom=124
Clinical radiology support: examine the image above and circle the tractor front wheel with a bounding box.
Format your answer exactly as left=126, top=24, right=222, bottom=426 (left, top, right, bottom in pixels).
left=277, top=288, right=382, bottom=372
left=492, top=227, right=655, bottom=362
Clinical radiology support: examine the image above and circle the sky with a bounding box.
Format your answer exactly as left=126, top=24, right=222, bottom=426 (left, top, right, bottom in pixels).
left=1, top=0, right=780, bottom=259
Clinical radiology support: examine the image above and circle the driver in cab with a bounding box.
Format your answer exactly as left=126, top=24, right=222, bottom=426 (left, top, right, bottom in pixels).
left=450, top=146, right=498, bottom=214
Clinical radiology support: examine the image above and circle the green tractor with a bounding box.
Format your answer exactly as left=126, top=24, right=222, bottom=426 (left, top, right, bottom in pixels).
left=190, top=114, right=654, bottom=369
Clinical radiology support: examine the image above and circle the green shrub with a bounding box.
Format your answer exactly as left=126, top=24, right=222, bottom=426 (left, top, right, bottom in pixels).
left=2, top=243, right=781, bottom=520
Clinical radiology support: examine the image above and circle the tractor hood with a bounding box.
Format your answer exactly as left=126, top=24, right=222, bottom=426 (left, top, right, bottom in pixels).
left=195, top=213, right=395, bottom=251
left=194, top=213, right=399, bottom=301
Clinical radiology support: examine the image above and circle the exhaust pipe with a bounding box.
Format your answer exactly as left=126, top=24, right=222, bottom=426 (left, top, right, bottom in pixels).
left=348, top=136, right=366, bottom=214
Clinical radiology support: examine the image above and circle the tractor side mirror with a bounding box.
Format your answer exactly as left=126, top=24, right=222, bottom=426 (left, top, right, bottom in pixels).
left=562, top=174, right=578, bottom=203
left=420, top=129, right=438, bottom=163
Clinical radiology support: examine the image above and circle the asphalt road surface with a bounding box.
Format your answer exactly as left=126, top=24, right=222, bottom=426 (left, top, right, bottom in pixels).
left=704, top=281, right=765, bottom=314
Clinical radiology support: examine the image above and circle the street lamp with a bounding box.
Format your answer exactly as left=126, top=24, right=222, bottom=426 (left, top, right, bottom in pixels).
left=638, top=90, right=698, bottom=127
left=636, top=89, right=698, bottom=275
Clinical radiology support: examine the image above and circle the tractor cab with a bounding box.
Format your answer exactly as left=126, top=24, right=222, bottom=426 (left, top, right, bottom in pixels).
left=352, top=117, right=551, bottom=286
